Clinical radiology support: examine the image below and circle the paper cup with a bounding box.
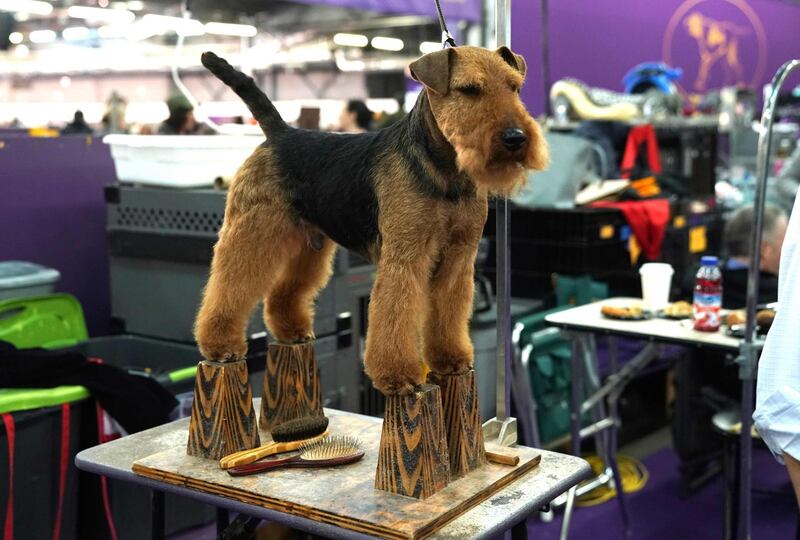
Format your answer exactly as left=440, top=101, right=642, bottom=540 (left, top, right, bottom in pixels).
left=639, top=263, right=674, bottom=311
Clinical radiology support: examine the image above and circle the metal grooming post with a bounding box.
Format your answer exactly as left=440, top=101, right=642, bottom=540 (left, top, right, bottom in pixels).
left=483, top=0, right=518, bottom=447
left=737, top=58, right=800, bottom=540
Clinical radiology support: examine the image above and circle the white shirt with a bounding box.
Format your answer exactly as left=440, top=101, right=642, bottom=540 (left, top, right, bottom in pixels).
left=753, top=191, right=800, bottom=463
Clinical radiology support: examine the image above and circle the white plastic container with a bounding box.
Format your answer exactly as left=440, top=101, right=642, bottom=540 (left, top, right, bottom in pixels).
left=639, top=262, right=674, bottom=312
left=0, top=261, right=60, bottom=300
left=103, top=134, right=262, bottom=188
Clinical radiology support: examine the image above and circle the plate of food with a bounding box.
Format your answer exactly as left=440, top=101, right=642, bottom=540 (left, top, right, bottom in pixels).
left=724, top=309, right=776, bottom=338
left=600, top=302, right=652, bottom=321
left=657, top=300, right=692, bottom=320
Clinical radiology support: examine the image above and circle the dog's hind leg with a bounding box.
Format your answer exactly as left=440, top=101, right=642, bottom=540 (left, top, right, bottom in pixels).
left=195, top=204, right=294, bottom=362
left=263, top=235, right=337, bottom=343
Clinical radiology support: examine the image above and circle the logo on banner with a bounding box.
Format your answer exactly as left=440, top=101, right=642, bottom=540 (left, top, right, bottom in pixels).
left=663, top=0, right=767, bottom=92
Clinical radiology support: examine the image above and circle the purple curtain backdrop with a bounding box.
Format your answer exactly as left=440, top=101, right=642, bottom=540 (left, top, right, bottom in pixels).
left=512, top=0, right=800, bottom=115
left=292, top=0, right=482, bottom=22
left=0, top=136, right=114, bottom=336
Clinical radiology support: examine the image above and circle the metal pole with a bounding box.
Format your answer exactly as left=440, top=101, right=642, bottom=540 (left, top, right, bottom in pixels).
left=738, top=58, right=800, bottom=540
left=483, top=0, right=518, bottom=447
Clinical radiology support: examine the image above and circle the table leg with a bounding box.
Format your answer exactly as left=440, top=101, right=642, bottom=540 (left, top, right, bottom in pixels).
left=569, top=333, right=583, bottom=456
left=511, top=519, right=528, bottom=540
left=559, top=485, right=577, bottom=540
left=607, top=392, right=631, bottom=539
left=217, top=507, right=230, bottom=535
left=737, top=378, right=754, bottom=540
left=151, top=489, right=165, bottom=540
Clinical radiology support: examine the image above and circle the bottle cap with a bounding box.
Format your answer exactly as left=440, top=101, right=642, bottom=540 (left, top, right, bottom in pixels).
left=700, top=255, right=719, bottom=266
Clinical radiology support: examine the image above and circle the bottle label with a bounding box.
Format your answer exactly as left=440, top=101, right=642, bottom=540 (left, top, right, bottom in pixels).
left=693, top=291, right=721, bottom=330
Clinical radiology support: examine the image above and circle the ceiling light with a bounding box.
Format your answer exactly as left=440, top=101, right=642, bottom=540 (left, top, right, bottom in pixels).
left=0, top=0, right=52, bottom=15
left=63, top=26, right=91, bottom=41
left=141, top=14, right=204, bottom=37
left=204, top=22, right=257, bottom=37
left=67, top=5, right=134, bottom=24
left=333, top=33, right=368, bottom=47
left=28, top=29, right=55, bottom=43
left=13, top=43, right=29, bottom=57
left=125, top=1, right=144, bottom=10
left=8, top=31, right=22, bottom=44
left=370, top=36, right=403, bottom=51
left=419, top=41, right=441, bottom=55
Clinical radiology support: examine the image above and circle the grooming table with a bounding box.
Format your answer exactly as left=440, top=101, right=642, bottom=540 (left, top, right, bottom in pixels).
left=545, top=298, right=742, bottom=538
left=76, top=404, right=590, bottom=540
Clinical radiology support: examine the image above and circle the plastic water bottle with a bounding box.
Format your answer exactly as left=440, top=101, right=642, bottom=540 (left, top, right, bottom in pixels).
left=693, top=255, right=723, bottom=332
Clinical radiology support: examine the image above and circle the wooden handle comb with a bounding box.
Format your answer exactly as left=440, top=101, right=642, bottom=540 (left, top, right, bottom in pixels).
left=219, top=431, right=329, bottom=469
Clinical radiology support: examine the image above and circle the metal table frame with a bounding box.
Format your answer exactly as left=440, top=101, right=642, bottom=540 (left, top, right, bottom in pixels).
left=546, top=300, right=742, bottom=538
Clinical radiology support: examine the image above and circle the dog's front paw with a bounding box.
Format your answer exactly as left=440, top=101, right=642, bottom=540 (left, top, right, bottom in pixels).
left=425, top=344, right=474, bottom=375
left=364, top=354, right=424, bottom=396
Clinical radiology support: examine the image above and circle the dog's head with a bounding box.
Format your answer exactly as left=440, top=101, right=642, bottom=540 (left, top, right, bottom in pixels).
left=410, top=46, right=549, bottom=194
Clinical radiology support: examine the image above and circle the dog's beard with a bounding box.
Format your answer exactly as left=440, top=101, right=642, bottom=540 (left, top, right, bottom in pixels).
left=448, top=118, right=549, bottom=197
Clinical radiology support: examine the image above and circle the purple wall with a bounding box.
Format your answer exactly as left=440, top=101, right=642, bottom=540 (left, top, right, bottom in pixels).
left=512, top=0, right=800, bottom=114
left=0, top=136, right=114, bottom=336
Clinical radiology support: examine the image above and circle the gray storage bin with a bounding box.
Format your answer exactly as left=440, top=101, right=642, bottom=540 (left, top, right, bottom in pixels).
left=0, top=261, right=60, bottom=300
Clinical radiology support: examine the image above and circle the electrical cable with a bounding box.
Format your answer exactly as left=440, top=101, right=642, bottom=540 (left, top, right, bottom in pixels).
left=575, top=454, right=649, bottom=507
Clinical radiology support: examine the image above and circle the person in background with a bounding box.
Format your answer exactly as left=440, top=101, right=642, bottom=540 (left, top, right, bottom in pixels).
left=61, top=110, right=93, bottom=135
left=773, top=145, right=800, bottom=214
left=159, top=94, right=202, bottom=135
left=754, top=189, right=800, bottom=508
left=720, top=204, right=787, bottom=308
left=375, top=92, right=407, bottom=129
left=338, top=99, right=373, bottom=133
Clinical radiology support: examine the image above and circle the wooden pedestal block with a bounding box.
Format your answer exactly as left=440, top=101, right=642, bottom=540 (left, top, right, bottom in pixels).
left=260, top=341, right=324, bottom=432
left=427, top=370, right=488, bottom=478
left=375, top=384, right=450, bottom=499
left=187, top=360, right=260, bottom=459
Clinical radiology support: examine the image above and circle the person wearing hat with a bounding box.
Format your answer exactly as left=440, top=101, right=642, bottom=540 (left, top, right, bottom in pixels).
left=158, top=94, right=203, bottom=135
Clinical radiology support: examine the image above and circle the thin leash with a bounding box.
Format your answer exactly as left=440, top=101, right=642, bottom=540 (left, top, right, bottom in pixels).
left=433, top=0, right=457, bottom=48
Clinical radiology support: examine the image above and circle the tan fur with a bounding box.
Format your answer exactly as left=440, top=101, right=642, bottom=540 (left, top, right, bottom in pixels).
left=195, top=46, right=550, bottom=395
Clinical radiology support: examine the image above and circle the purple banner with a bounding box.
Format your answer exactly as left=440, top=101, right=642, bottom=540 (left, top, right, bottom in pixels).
left=291, top=0, right=482, bottom=22
left=512, top=0, right=800, bottom=114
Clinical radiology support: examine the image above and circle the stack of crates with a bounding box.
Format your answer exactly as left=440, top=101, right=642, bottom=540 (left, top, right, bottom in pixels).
left=482, top=206, right=632, bottom=299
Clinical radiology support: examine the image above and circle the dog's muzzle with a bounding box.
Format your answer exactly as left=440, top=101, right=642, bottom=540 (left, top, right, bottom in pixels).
left=501, top=128, right=527, bottom=152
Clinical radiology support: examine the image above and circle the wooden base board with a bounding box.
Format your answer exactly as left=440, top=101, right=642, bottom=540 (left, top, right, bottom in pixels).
left=260, top=341, right=324, bottom=432
left=134, top=409, right=540, bottom=540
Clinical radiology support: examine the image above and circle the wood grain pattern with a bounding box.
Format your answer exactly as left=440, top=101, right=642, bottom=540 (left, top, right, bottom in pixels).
left=186, top=360, right=260, bottom=460
left=375, top=384, right=450, bottom=499
left=260, top=341, right=324, bottom=431
left=135, top=409, right=542, bottom=540
left=427, top=370, right=488, bottom=478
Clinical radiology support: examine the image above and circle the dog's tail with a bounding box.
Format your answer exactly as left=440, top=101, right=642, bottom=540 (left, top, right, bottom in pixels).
left=200, top=51, right=287, bottom=135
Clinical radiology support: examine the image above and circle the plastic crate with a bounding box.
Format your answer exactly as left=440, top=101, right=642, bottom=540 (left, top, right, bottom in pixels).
left=0, top=261, right=60, bottom=301
left=0, top=294, right=88, bottom=350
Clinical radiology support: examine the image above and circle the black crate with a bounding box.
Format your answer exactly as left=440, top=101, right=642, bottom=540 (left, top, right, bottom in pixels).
left=486, top=238, right=631, bottom=275
left=486, top=206, right=628, bottom=244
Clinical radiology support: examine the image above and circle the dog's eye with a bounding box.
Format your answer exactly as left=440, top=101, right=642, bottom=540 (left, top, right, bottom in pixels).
left=457, top=85, right=481, bottom=96
left=510, top=84, right=520, bottom=94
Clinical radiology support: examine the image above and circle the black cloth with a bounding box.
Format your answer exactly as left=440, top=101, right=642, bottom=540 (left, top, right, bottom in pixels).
left=720, top=266, right=778, bottom=309
left=0, top=341, right=176, bottom=433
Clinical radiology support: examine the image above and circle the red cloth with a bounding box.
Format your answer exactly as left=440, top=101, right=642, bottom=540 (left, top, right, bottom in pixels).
left=592, top=199, right=670, bottom=260
left=620, top=124, right=662, bottom=178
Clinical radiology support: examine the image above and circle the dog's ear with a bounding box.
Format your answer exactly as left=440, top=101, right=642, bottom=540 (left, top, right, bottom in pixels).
left=496, top=46, right=526, bottom=76
left=409, top=48, right=452, bottom=95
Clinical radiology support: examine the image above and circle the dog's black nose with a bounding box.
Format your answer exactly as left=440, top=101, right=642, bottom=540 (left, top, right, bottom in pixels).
left=501, top=128, right=527, bottom=151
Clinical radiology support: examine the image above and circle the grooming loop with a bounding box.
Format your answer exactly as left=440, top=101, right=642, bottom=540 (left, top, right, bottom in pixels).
left=187, top=359, right=260, bottom=459
left=428, top=370, right=488, bottom=478
left=260, top=341, right=324, bottom=432
left=375, top=384, right=451, bottom=499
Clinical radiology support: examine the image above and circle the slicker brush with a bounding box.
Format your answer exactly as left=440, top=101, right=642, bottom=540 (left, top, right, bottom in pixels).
left=219, top=416, right=329, bottom=469
left=228, top=435, right=364, bottom=476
